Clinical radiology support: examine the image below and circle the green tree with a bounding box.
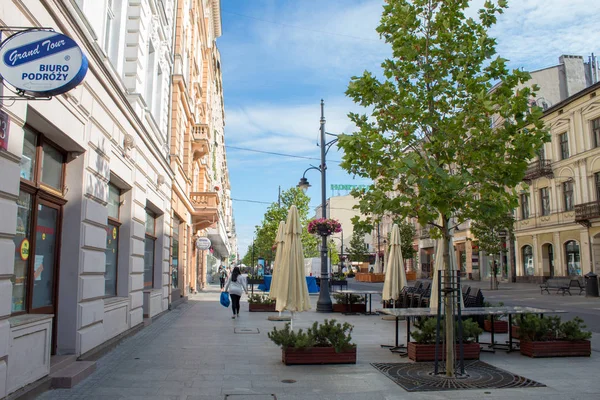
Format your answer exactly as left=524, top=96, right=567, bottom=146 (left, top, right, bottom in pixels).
left=337, top=0, right=547, bottom=376
left=242, top=187, right=319, bottom=266
left=347, top=230, right=369, bottom=263
left=470, top=213, right=514, bottom=289
left=386, top=219, right=417, bottom=266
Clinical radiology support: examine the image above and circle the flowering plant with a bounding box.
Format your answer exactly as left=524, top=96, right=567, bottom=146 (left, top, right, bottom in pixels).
left=307, top=218, right=342, bottom=236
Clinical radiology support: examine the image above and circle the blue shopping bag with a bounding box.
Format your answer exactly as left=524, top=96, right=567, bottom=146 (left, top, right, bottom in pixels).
left=220, top=292, right=230, bottom=307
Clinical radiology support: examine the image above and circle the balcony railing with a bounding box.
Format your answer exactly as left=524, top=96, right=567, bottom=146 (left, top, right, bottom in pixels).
left=575, top=201, right=600, bottom=226
left=522, top=159, right=553, bottom=182
left=419, top=226, right=431, bottom=239
left=192, top=123, right=209, bottom=141
left=192, top=123, right=210, bottom=158
left=190, top=192, right=219, bottom=208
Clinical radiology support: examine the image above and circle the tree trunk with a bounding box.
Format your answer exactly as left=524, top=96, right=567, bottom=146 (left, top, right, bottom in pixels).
left=442, top=217, right=455, bottom=377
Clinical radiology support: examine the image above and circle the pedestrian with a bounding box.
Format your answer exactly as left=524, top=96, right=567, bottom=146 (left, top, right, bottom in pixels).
left=218, top=266, right=227, bottom=289
left=223, top=266, right=248, bottom=319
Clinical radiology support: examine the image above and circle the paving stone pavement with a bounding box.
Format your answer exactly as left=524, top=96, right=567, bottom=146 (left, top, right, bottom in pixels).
left=37, top=284, right=600, bottom=400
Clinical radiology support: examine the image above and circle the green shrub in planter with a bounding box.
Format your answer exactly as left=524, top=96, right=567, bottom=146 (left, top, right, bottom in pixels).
left=268, top=319, right=355, bottom=353
left=411, top=317, right=482, bottom=344
left=332, top=293, right=364, bottom=305
left=518, top=314, right=591, bottom=342
left=248, top=294, right=275, bottom=305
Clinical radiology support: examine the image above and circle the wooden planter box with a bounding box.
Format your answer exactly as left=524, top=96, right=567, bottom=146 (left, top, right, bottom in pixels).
left=282, top=347, right=357, bottom=365
left=519, top=340, right=591, bottom=358
left=484, top=319, right=509, bottom=333
left=407, top=342, right=481, bottom=362
left=249, top=303, right=276, bottom=312
left=406, top=271, right=417, bottom=281
left=512, top=325, right=520, bottom=339
left=332, top=303, right=367, bottom=313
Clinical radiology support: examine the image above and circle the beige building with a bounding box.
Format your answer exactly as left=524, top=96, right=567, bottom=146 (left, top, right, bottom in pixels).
left=515, top=81, right=600, bottom=281
left=169, top=0, right=234, bottom=300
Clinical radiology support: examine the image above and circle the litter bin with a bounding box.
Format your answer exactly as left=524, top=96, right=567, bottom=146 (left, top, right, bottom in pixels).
left=584, top=272, right=599, bottom=297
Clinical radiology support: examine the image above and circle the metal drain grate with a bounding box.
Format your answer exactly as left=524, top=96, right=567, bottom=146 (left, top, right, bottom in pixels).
left=371, top=361, right=545, bottom=392
left=234, top=327, right=260, bottom=334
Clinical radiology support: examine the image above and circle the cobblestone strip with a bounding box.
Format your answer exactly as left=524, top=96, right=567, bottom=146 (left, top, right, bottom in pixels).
left=38, top=302, right=194, bottom=400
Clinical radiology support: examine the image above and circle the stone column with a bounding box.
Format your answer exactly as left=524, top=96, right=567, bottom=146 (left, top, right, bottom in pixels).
left=553, top=232, right=564, bottom=276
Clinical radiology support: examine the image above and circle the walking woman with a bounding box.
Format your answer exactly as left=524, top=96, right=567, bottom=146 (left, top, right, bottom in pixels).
left=223, top=266, right=248, bottom=319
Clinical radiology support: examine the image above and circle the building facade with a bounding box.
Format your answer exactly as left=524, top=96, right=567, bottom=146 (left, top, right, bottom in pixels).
left=0, top=0, right=234, bottom=397
left=169, top=0, right=233, bottom=302
left=514, top=81, right=600, bottom=281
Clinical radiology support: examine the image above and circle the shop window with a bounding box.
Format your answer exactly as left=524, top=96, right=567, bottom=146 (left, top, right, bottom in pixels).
left=172, top=216, right=181, bottom=290
left=565, top=240, right=581, bottom=276
left=12, top=128, right=66, bottom=315
left=563, top=180, right=574, bottom=212
left=559, top=132, right=569, bottom=160
left=522, top=245, right=534, bottom=276
left=41, top=143, right=64, bottom=190
left=540, top=187, right=550, bottom=216
left=144, top=210, right=156, bottom=289
left=105, top=183, right=121, bottom=296
left=520, top=193, right=530, bottom=219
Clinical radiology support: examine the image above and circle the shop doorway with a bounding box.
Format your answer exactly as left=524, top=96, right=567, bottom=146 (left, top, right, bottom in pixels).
left=542, top=243, right=554, bottom=278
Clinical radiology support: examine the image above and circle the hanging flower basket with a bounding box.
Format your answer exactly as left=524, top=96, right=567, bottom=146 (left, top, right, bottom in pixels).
left=307, top=218, right=342, bottom=237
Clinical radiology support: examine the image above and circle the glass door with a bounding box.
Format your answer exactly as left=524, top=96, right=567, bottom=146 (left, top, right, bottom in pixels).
left=31, top=200, right=60, bottom=314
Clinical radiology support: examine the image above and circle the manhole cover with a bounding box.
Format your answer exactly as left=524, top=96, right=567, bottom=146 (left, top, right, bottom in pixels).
left=225, top=395, right=276, bottom=399
left=281, top=379, right=296, bottom=383
left=371, top=361, right=545, bottom=392
left=234, top=327, right=260, bottom=334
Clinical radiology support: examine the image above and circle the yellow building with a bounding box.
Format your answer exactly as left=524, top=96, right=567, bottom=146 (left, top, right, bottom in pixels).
left=169, top=0, right=234, bottom=302
left=515, top=81, right=600, bottom=281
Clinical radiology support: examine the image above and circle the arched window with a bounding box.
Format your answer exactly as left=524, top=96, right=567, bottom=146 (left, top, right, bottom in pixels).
left=522, top=245, right=534, bottom=276
left=565, top=241, right=581, bottom=276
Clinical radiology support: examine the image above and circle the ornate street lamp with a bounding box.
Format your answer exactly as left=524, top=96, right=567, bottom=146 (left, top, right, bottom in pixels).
left=296, top=100, right=338, bottom=312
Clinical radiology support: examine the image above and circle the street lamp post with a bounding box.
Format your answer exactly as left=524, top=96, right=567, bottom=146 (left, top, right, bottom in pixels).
left=297, top=100, right=337, bottom=312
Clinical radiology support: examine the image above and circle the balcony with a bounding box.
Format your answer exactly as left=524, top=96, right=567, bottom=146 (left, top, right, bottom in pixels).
left=575, top=201, right=600, bottom=227
left=522, top=159, right=553, bottom=183
left=419, top=226, right=431, bottom=239
left=192, top=123, right=210, bottom=159
left=190, top=191, right=220, bottom=230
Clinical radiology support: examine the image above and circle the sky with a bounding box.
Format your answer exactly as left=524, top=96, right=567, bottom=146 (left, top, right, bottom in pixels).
left=218, top=0, right=600, bottom=258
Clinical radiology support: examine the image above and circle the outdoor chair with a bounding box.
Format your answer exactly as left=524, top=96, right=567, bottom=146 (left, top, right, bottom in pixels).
left=408, top=281, right=431, bottom=308
left=399, top=280, right=422, bottom=307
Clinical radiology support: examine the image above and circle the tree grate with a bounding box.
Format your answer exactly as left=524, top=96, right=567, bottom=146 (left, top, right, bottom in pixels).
left=234, top=327, right=260, bottom=334
left=371, top=361, right=545, bottom=392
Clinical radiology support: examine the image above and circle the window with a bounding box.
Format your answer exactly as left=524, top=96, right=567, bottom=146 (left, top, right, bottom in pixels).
left=103, top=0, right=123, bottom=65
left=565, top=241, right=581, bottom=276
left=559, top=132, right=569, bottom=160
left=105, top=183, right=121, bottom=296
left=540, top=187, right=550, bottom=216
left=520, top=193, right=530, bottom=219
left=172, top=216, right=181, bottom=290
left=144, top=210, right=156, bottom=289
left=145, top=43, right=156, bottom=112
left=563, top=181, right=574, bottom=212
left=596, top=173, right=600, bottom=202
left=592, top=118, right=600, bottom=148
left=12, top=128, right=65, bottom=315
left=522, top=245, right=534, bottom=276
left=537, top=146, right=545, bottom=161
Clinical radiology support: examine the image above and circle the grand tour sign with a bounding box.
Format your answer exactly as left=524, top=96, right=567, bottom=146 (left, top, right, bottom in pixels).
left=0, top=29, right=88, bottom=97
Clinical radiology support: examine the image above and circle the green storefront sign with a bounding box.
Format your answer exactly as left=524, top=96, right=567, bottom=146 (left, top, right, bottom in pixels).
left=330, top=184, right=369, bottom=191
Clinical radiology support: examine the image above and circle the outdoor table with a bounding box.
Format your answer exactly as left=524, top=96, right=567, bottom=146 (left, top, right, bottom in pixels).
left=377, top=306, right=566, bottom=354
left=333, top=289, right=381, bottom=315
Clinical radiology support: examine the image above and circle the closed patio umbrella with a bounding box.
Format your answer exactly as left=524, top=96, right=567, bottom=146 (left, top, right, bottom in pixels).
left=275, top=206, right=311, bottom=317
left=269, top=221, right=286, bottom=301
left=382, top=224, right=406, bottom=305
